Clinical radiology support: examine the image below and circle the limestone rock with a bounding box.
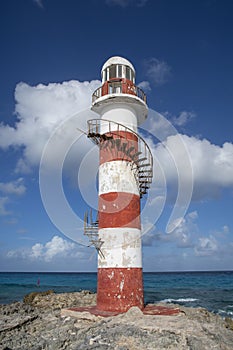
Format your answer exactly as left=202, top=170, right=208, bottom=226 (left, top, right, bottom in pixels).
left=0, top=291, right=233, bottom=350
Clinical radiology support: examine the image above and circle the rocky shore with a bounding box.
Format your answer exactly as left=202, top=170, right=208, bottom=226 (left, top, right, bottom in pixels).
left=0, top=290, right=233, bottom=350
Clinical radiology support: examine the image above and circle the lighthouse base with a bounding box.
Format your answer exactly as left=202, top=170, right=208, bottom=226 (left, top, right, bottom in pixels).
left=97, top=267, right=144, bottom=312
left=64, top=304, right=180, bottom=318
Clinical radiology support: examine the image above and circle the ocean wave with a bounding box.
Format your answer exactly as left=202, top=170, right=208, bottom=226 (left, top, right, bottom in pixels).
left=160, top=298, right=199, bottom=303
left=218, top=309, right=233, bottom=317
left=0, top=283, right=42, bottom=287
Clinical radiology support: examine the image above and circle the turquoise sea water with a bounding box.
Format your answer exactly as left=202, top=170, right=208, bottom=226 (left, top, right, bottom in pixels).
left=0, top=271, right=233, bottom=318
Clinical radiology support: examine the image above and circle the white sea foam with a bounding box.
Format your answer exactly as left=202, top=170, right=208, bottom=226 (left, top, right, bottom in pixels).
left=161, top=298, right=198, bottom=303
left=218, top=309, right=233, bottom=317
left=226, top=311, right=233, bottom=316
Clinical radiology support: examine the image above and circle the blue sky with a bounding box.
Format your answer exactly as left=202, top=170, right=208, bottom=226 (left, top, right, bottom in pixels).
left=0, top=0, right=233, bottom=272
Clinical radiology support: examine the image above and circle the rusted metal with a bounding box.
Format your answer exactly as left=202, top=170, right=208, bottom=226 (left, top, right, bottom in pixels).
left=93, top=78, right=147, bottom=104
left=97, top=267, right=144, bottom=312
left=84, top=210, right=104, bottom=258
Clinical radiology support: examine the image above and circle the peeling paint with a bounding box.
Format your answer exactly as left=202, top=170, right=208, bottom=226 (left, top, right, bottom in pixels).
left=99, top=160, right=139, bottom=196
left=98, top=229, right=142, bottom=268
left=119, top=279, right=124, bottom=292
left=108, top=271, right=114, bottom=280
left=97, top=267, right=144, bottom=311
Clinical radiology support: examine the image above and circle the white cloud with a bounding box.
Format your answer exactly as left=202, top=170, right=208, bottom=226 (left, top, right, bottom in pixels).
left=0, top=197, right=10, bottom=216
left=30, top=236, right=77, bottom=261
left=141, top=110, right=233, bottom=234
left=223, top=225, right=229, bottom=234
left=142, top=230, right=157, bottom=246
left=170, top=211, right=198, bottom=248
left=30, top=243, right=44, bottom=259
left=7, top=235, right=85, bottom=262
left=151, top=133, right=233, bottom=201
left=15, top=159, right=32, bottom=174
left=210, top=225, right=230, bottom=239
left=144, top=58, right=172, bottom=86
left=138, top=80, right=151, bottom=92
left=163, top=111, right=196, bottom=127
left=0, top=80, right=100, bottom=172
left=194, top=235, right=218, bottom=256
left=44, top=236, right=76, bottom=261
left=172, top=111, right=195, bottom=126
left=142, top=211, right=198, bottom=247
left=0, top=178, right=26, bottom=196
left=1, top=78, right=232, bottom=211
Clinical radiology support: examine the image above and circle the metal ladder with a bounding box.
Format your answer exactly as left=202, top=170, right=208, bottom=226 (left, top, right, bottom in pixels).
left=84, top=210, right=104, bottom=258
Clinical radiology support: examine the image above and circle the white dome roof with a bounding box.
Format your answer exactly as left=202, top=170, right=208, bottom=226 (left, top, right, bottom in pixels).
left=101, top=56, right=135, bottom=73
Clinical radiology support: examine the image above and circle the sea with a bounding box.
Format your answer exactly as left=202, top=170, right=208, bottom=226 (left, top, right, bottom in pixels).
left=1, top=271, right=233, bottom=319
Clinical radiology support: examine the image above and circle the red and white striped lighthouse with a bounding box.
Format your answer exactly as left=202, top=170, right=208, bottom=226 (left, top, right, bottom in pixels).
left=86, top=56, right=153, bottom=313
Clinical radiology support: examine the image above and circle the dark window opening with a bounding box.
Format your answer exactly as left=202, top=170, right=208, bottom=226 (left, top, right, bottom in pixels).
left=118, top=65, right=123, bottom=78
left=109, top=65, right=116, bottom=79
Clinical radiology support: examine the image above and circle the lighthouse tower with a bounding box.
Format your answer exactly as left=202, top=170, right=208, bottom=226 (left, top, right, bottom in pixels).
left=85, top=56, right=153, bottom=313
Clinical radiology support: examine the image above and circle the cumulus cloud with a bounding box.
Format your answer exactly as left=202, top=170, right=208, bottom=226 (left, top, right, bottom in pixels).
left=183, top=136, right=233, bottom=199
left=142, top=211, right=198, bottom=247
left=0, top=80, right=100, bottom=172
left=44, top=236, right=77, bottom=261
left=144, top=58, right=172, bottom=86
left=143, top=210, right=231, bottom=264
left=172, top=111, right=196, bottom=126
left=209, top=225, right=230, bottom=239
left=1, top=79, right=233, bottom=208
left=0, top=180, right=26, bottom=219
left=0, top=178, right=26, bottom=196
left=29, top=235, right=82, bottom=262
left=30, top=243, right=44, bottom=259
left=162, top=111, right=196, bottom=127
left=170, top=211, right=198, bottom=248
left=150, top=133, right=233, bottom=201
left=194, top=235, right=218, bottom=256
left=7, top=235, right=85, bottom=262
left=144, top=109, right=177, bottom=141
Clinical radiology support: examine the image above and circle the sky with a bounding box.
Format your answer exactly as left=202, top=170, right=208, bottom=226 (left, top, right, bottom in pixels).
left=0, top=0, right=233, bottom=272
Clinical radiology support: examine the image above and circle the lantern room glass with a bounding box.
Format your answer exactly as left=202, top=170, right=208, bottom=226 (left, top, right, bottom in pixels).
left=102, top=64, right=135, bottom=83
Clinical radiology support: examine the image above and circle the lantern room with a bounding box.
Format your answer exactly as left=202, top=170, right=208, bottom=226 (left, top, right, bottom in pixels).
left=92, top=56, right=148, bottom=122
left=101, top=56, right=135, bottom=84
left=100, top=56, right=136, bottom=97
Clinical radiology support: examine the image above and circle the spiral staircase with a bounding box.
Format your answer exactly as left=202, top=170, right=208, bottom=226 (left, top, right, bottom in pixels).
left=87, top=119, right=153, bottom=198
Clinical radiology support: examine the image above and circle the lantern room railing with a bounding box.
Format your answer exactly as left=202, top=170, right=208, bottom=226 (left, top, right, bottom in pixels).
left=92, top=79, right=147, bottom=104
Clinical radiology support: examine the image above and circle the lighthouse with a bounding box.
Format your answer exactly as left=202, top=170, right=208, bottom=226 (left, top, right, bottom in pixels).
left=85, top=56, right=153, bottom=313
